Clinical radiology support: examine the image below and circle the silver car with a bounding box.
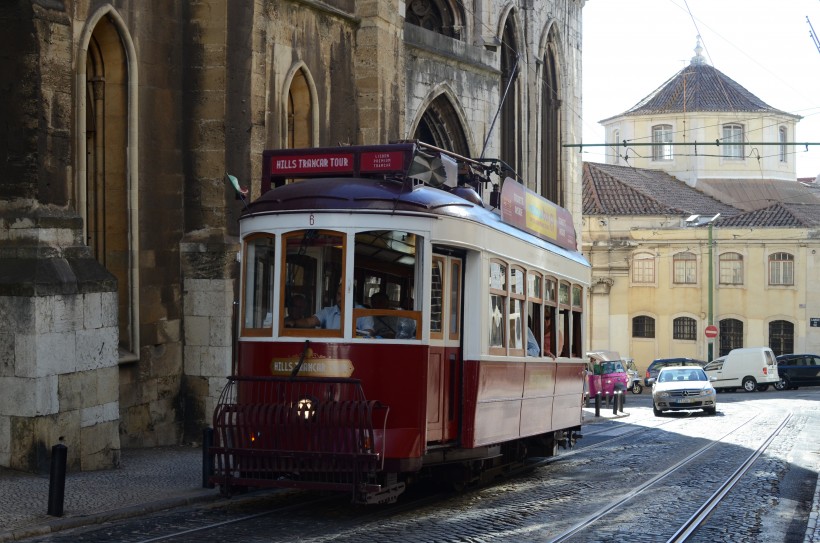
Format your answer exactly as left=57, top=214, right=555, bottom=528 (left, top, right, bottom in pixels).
left=652, top=366, right=717, bottom=416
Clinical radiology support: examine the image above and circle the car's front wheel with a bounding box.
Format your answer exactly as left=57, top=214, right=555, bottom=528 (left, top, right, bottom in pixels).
left=653, top=404, right=663, bottom=417
left=704, top=407, right=717, bottom=415
left=774, top=378, right=787, bottom=391
left=742, top=377, right=757, bottom=392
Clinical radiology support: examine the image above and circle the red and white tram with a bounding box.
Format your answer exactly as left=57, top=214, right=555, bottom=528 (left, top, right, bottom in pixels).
left=208, top=142, right=590, bottom=503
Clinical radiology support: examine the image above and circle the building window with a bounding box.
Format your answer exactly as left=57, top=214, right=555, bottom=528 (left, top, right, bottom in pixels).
left=779, top=126, right=787, bottom=162
left=540, top=30, right=563, bottom=204
left=405, top=0, right=463, bottom=40
left=632, top=253, right=655, bottom=284
left=633, top=316, right=655, bottom=338
left=718, top=318, right=743, bottom=356
left=722, top=124, right=744, bottom=159
left=673, top=317, right=697, bottom=340
left=769, top=252, right=794, bottom=286
left=673, top=251, right=697, bottom=284
left=719, top=252, right=743, bottom=285
left=769, top=320, right=794, bottom=356
left=652, top=124, right=673, bottom=161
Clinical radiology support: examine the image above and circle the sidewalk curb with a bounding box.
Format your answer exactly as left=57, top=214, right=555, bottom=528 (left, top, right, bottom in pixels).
left=0, top=490, right=221, bottom=543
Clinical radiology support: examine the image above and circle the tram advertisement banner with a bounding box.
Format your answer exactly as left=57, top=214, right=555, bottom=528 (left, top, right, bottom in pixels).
left=499, top=178, right=577, bottom=251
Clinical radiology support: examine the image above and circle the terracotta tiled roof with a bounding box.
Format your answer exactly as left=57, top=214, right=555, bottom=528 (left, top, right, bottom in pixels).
left=715, top=202, right=820, bottom=227
left=697, top=178, right=820, bottom=212
left=583, top=162, right=740, bottom=217
left=601, top=63, right=799, bottom=122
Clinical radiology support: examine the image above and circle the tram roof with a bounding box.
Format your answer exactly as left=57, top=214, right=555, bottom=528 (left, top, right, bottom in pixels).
left=244, top=176, right=588, bottom=268
left=245, top=144, right=586, bottom=266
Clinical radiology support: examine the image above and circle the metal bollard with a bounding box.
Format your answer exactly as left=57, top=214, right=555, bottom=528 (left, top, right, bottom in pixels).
left=202, top=427, right=215, bottom=489
left=619, top=390, right=625, bottom=412
left=47, top=443, right=67, bottom=517
left=612, top=391, right=619, bottom=415
left=594, top=392, right=601, bottom=417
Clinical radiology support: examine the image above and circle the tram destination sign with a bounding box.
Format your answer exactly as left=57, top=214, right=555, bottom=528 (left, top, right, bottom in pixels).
left=262, top=144, right=416, bottom=191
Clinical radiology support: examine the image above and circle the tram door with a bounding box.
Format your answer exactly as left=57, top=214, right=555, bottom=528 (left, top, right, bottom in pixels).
left=427, top=253, right=462, bottom=444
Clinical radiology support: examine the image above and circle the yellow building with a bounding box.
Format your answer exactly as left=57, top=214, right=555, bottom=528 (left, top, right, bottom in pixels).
left=583, top=162, right=820, bottom=376
left=583, top=39, right=820, bottom=377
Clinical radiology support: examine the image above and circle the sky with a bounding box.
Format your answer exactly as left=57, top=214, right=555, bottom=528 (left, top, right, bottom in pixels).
left=582, top=0, right=820, bottom=179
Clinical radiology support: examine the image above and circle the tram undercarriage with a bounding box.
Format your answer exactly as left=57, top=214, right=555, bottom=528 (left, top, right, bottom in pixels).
left=208, top=376, right=581, bottom=504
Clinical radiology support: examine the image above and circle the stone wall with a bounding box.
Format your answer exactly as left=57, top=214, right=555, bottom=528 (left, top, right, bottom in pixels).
left=0, top=204, right=120, bottom=472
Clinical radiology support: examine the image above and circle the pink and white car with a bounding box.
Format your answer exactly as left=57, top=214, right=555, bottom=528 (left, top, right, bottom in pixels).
left=586, top=351, right=629, bottom=404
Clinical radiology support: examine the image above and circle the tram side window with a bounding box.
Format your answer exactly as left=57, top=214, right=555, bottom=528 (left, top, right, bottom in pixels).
left=508, top=266, right=525, bottom=355
left=489, top=260, right=507, bottom=353
left=354, top=230, right=421, bottom=339
left=571, top=285, right=584, bottom=358
left=281, top=230, right=345, bottom=336
left=448, top=259, right=461, bottom=340
left=431, top=258, right=444, bottom=337
left=527, top=272, right=542, bottom=356
left=543, top=277, right=559, bottom=357
left=558, top=282, right=571, bottom=357
left=243, top=235, right=276, bottom=331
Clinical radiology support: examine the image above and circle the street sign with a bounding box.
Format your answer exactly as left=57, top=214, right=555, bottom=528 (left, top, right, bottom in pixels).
left=704, top=325, right=718, bottom=338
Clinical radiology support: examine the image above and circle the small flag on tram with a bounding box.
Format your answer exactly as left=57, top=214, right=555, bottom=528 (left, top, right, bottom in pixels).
left=225, top=173, right=249, bottom=196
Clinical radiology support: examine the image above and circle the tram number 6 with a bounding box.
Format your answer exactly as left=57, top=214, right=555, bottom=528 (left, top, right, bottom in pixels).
left=309, top=214, right=314, bottom=225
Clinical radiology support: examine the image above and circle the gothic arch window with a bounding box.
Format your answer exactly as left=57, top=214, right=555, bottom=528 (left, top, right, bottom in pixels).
left=499, top=16, right=520, bottom=180
left=413, top=93, right=469, bottom=157
left=405, top=0, right=463, bottom=40
left=769, top=320, right=794, bottom=356
left=540, top=29, right=562, bottom=204
left=84, top=14, right=135, bottom=357
left=288, top=68, right=313, bottom=149
left=718, top=318, right=743, bottom=356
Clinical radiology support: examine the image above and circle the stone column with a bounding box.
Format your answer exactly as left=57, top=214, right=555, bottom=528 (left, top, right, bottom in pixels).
left=355, top=0, right=406, bottom=143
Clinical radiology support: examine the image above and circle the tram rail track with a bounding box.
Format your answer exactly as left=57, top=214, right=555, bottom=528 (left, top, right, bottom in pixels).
left=548, top=411, right=793, bottom=543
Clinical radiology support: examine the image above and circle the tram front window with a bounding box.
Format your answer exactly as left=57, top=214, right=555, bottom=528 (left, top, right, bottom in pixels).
left=354, top=230, right=421, bottom=340
left=243, top=235, right=275, bottom=331
left=280, top=230, right=346, bottom=336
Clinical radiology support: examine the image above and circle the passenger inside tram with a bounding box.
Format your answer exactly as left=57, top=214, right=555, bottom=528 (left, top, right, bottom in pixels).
left=286, top=293, right=308, bottom=321
left=526, top=316, right=540, bottom=356
left=284, top=284, right=374, bottom=334
left=542, top=312, right=558, bottom=358
left=370, top=291, right=417, bottom=339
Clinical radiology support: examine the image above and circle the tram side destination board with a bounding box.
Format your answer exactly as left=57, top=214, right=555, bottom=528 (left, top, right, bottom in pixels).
left=499, top=178, right=578, bottom=252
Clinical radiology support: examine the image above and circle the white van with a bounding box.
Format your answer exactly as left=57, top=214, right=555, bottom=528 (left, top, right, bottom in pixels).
left=703, top=347, right=779, bottom=392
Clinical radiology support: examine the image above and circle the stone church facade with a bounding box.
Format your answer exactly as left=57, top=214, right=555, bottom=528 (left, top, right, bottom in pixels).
left=0, top=0, right=585, bottom=472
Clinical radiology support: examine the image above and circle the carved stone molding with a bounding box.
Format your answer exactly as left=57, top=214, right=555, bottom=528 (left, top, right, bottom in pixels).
left=590, top=276, right=614, bottom=294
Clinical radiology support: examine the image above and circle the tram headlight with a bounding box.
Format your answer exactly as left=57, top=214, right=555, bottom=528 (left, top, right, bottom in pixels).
left=296, top=397, right=316, bottom=420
